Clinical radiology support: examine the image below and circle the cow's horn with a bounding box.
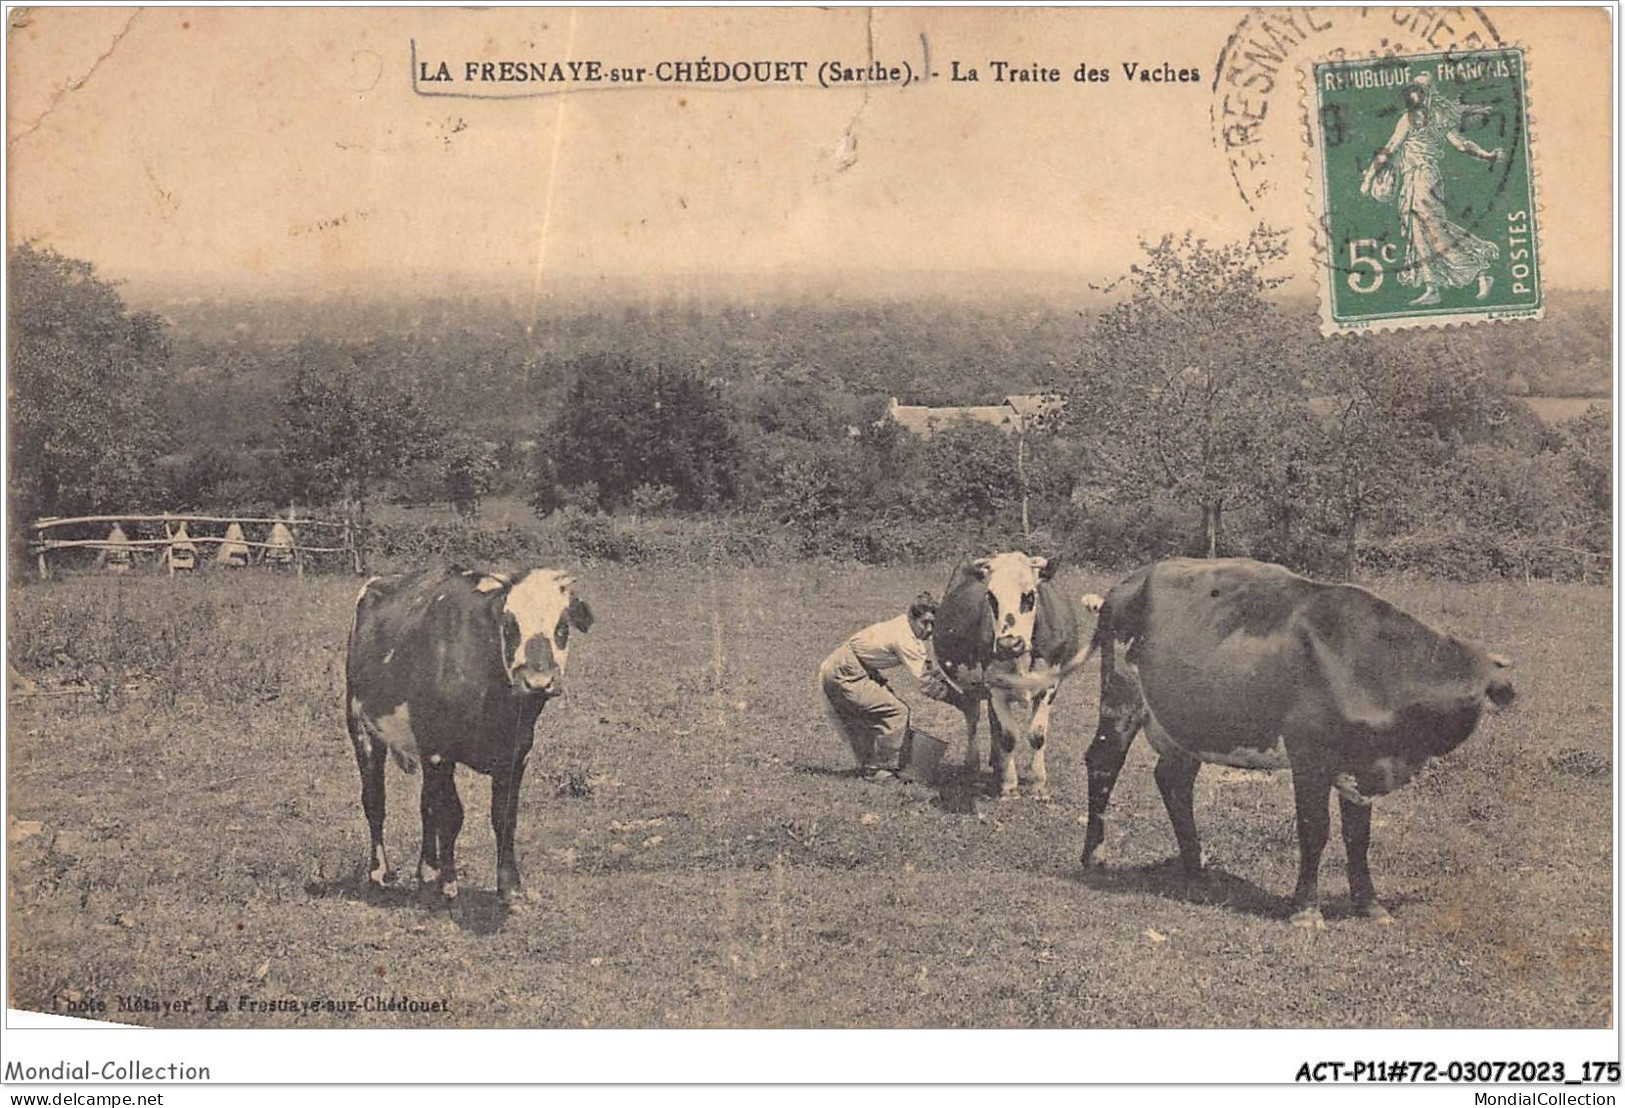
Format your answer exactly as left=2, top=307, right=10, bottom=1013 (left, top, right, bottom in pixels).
left=1489, top=652, right=1513, bottom=669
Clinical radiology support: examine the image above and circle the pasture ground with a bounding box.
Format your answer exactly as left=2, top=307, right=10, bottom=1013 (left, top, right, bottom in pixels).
left=5, top=564, right=1613, bottom=1028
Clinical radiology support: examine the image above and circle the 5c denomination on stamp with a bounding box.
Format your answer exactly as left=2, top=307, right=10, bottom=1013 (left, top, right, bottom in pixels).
left=1304, top=47, right=1541, bottom=334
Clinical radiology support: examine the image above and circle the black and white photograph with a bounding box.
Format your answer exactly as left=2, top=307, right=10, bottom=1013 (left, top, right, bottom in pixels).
left=3, top=4, right=1616, bottom=1091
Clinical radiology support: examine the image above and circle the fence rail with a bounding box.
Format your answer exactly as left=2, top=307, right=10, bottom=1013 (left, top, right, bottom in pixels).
left=31, top=511, right=361, bottom=579
left=33, top=513, right=348, bottom=529
left=33, top=537, right=353, bottom=554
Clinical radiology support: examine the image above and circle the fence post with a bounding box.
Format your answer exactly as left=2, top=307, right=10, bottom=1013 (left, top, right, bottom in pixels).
left=36, top=525, right=49, bottom=581
left=290, top=504, right=305, bottom=579
left=345, top=510, right=364, bottom=575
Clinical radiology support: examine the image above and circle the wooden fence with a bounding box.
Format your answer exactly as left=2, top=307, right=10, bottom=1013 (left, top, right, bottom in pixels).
left=31, top=511, right=361, bottom=580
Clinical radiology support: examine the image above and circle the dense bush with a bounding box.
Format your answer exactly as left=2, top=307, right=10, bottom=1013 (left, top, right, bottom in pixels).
left=544, top=356, right=741, bottom=512
left=363, top=520, right=565, bottom=570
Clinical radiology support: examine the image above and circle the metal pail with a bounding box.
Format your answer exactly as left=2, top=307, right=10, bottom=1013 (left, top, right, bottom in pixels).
left=900, top=728, right=949, bottom=785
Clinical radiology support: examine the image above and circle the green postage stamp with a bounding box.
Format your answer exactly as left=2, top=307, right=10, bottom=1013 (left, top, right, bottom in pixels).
left=1305, top=47, right=1541, bottom=334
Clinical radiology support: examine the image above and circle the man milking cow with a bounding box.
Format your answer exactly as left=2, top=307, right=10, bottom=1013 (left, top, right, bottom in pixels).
left=819, top=592, right=958, bottom=783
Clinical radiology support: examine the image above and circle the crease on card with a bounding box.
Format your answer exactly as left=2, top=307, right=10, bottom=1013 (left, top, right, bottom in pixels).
left=831, top=7, right=879, bottom=174
left=8, top=8, right=142, bottom=153
left=528, top=7, right=580, bottom=327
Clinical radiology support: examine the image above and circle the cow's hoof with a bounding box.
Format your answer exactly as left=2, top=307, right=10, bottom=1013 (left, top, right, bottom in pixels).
left=441, top=882, right=463, bottom=919
left=1359, top=903, right=1394, bottom=926
left=1289, top=907, right=1326, bottom=931
left=1029, top=787, right=1052, bottom=803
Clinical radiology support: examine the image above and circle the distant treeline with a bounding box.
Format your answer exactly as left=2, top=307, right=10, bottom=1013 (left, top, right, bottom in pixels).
left=8, top=239, right=1612, bottom=582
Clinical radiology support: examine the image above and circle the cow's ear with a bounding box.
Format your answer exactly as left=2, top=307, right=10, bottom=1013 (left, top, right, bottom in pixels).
left=972, top=557, right=993, bottom=580
left=473, top=573, right=510, bottom=594
left=567, top=595, right=595, bottom=633
left=1034, top=555, right=1059, bottom=580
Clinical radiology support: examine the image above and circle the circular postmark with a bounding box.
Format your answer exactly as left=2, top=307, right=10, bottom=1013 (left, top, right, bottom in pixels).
left=1211, top=6, right=1503, bottom=211
left=1210, top=8, right=1542, bottom=330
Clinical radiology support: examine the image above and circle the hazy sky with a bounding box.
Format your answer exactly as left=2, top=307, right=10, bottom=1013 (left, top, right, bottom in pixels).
left=6, top=7, right=1613, bottom=300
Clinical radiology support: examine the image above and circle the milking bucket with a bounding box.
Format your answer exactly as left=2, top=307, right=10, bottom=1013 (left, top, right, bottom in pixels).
left=900, top=728, right=949, bottom=785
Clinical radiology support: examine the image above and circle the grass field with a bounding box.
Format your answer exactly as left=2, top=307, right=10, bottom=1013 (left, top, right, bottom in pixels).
left=5, top=563, right=1613, bottom=1028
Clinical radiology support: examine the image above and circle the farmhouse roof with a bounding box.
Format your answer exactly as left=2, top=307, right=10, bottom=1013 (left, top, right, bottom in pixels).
left=884, top=397, right=1018, bottom=435
left=883, top=393, right=1064, bottom=437
left=1002, top=393, right=1066, bottom=420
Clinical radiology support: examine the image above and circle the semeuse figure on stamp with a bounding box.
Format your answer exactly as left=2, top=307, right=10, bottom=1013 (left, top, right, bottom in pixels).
left=819, top=592, right=955, bottom=783
left=1361, top=72, right=1505, bottom=306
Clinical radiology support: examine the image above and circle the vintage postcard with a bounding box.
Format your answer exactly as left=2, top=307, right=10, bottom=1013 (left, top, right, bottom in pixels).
left=3, top=5, right=1614, bottom=1091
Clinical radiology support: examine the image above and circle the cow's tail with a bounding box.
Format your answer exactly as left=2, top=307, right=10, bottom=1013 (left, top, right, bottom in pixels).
left=983, top=590, right=1110, bottom=694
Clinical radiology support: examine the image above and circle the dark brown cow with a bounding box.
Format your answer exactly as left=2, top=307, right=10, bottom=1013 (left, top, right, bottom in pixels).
left=1079, top=558, right=1514, bottom=927
left=933, top=552, right=1101, bottom=799
left=346, top=563, right=593, bottom=907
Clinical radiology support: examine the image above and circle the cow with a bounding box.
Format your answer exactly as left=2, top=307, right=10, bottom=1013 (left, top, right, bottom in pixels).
left=1076, top=557, right=1515, bottom=928
left=345, top=563, right=594, bottom=908
left=932, top=552, right=1102, bottom=799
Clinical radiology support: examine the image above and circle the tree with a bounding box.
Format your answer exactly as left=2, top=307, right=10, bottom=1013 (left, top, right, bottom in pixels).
left=1059, top=228, right=1310, bottom=557
left=280, top=339, right=443, bottom=515
left=911, top=421, right=1024, bottom=527
left=544, top=356, right=741, bottom=511
left=441, top=433, right=500, bottom=521
left=1309, top=329, right=1522, bottom=577
left=8, top=244, right=170, bottom=537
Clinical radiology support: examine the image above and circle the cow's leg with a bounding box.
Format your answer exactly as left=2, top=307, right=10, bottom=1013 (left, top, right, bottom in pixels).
left=960, top=701, right=982, bottom=772
left=1153, top=750, right=1205, bottom=876
left=1339, top=793, right=1393, bottom=924
left=491, top=758, right=529, bottom=905
left=417, top=765, right=442, bottom=887
left=1287, top=760, right=1334, bottom=930
left=1027, top=686, right=1059, bottom=801
left=431, top=765, right=465, bottom=904
left=988, top=705, right=1019, bottom=798
left=1081, top=692, right=1144, bottom=866
left=350, top=727, right=392, bottom=888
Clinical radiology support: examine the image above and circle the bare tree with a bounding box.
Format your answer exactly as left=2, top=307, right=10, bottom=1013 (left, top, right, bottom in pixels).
left=1062, top=228, right=1310, bottom=558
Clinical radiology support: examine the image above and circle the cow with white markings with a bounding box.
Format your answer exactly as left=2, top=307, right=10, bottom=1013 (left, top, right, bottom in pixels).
left=346, top=562, right=594, bottom=908
left=932, top=552, right=1103, bottom=800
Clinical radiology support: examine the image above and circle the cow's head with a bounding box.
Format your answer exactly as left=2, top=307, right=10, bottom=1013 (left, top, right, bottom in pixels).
left=1340, top=646, right=1516, bottom=803
left=490, top=569, right=595, bottom=698
left=973, top=552, right=1053, bottom=661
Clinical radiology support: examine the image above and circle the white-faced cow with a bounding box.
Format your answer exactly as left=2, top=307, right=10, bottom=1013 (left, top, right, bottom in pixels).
left=932, top=552, right=1102, bottom=799
left=346, top=563, right=594, bottom=907
left=1078, top=557, right=1515, bottom=928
